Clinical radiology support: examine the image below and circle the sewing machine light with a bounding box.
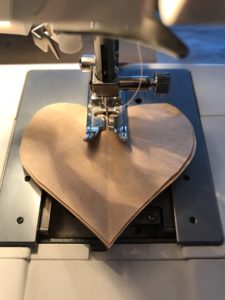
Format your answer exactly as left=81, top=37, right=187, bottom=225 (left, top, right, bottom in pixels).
left=0, top=20, right=31, bottom=35
left=158, top=0, right=187, bottom=25
left=0, top=20, right=11, bottom=28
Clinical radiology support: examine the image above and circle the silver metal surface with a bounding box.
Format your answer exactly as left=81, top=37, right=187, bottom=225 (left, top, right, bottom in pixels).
left=32, top=23, right=60, bottom=60
left=85, top=93, right=128, bottom=142
left=81, top=40, right=170, bottom=144
left=79, top=55, right=96, bottom=72
left=85, top=99, right=106, bottom=141
left=0, top=67, right=222, bottom=245
left=82, top=51, right=170, bottom=143
left=83, top=57, right=129, bottom=142
left=39, top=195, right=52, bottom=234
left=119, top=67, right=223, bottom=245
left=0, top=70, right=89, bottom=245
left=0, top=123, right=41, bottom=244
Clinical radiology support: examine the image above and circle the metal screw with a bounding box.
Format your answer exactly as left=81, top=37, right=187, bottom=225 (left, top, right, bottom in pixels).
left=135, top=98, right=142, bottom=104
left=189, top=216, right=197, bottom=224
left=148, top=210, right=158, bottom=222
left=24, top=175, right=31, bottom=182
left=183, top=175, right=190, bottom=181
left=17, top=217, right=24, bottom=224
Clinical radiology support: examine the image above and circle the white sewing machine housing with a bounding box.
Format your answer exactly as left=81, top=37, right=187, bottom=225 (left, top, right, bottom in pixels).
left=1, top=63, right=225, bottom=300
left=1, top=0, right=225, bottom=299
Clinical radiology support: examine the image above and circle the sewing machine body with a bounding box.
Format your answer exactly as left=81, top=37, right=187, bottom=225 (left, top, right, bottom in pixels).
left=1, top=1, right=225, bottom=299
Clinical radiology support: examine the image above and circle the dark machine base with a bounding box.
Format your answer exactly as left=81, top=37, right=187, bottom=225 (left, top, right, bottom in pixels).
left=38, top=187, right=176, bottom=251
left=0, top=67, right=223, bottom=248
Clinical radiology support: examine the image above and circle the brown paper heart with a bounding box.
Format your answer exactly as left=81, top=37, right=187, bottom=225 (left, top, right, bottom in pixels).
left=20, top=103, right=196, bottom=247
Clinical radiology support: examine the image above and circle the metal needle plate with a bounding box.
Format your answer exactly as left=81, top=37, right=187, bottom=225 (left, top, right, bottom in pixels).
left=0, top=68, right=222, bottom=245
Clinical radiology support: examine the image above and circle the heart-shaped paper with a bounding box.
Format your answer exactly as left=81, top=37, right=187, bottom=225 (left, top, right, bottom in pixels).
left=20, top=103, right=195, bottom=247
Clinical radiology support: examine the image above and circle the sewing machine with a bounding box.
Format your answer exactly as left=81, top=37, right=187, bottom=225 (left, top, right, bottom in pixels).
left=1, top=0, right=225, bottom=299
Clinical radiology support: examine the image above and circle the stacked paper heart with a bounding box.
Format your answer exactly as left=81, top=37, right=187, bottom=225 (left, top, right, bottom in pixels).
left=20, top=103, right=195, bottom=247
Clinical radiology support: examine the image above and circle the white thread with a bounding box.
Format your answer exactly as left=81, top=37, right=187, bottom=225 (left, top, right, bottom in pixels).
left=101, top=42, right=143, bottom=109
left=121, top=43, right=143, bottom=108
